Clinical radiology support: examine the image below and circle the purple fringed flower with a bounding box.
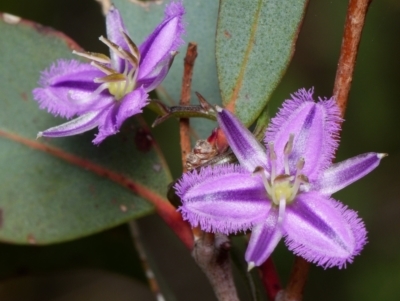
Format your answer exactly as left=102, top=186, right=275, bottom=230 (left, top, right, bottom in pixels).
left=175, top=88, right=386, bottom=269
left=33, top=2, right=185, bottom=144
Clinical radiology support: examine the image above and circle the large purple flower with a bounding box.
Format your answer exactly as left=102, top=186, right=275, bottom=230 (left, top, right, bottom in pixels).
left=175, top=88, right=385, bottom=269
left=33, top=2, right=185, bottom=144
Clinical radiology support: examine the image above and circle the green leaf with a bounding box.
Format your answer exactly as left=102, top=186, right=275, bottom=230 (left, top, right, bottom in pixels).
left=216, top=0, right=308, bottom=126
left=0, top=269, right=154, bottom=301
left=0, top=225, right=147, bottom=281
left=0, top=14, right=173, bottom=244
left=112, top=0, right=221, bottom=138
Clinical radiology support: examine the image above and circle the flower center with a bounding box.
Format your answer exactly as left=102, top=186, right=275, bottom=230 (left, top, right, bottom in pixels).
left=73, top=31, right=140, bottom=100
left=254, top=134, right=309, bottom=206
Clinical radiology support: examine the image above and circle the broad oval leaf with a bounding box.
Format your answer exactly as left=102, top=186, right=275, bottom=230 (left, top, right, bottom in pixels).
left=216, top=0, right=308, bottom=125
left=112, top=0, right=221, bottom=138
left=0, top=13, right=173, bottom=244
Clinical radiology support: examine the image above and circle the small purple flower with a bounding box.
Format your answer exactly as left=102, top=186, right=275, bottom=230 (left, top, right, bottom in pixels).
left=175, top=88, right=386, bottom=269
left=33, top=2, right=185, bottom=144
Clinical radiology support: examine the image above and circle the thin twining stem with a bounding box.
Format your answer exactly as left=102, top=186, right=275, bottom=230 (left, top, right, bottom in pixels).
left=179, top=42, right=201, bottom=241
left=128, top=221, right=167, bottom=301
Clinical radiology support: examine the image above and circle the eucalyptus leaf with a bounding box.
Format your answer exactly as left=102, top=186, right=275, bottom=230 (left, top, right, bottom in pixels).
left=216, top=0, right=308, bottom=126
left=112, top=0, right=221, bottom=139
left=0, top=225, right=146, bottom=280
left=0, top=14, right=172, bottom=244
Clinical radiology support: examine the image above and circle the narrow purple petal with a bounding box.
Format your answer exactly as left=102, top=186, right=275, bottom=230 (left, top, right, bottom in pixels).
left=92, top=105, right=120, bottom=145
left=33, top=59, right=113, bottom=118
left=265, top=88, right=342, bottom=180
left=137, top=57, right=171, bottom=92
left=138, top=1, right=185, bottom=80
left=216, top=107, right=268, bottom=173
left=116, top=86, right=148, bottom=129
left=245, top=207, right=283, bottom=267
left=176, top=165, right=271, bottom=234
left=283, top=192, right=367, bottom=269
left=106, top=6, right=130, bottom=72
left=38, top=106, right=111, bottom=139
left=314, top=153, right=386, bottom=196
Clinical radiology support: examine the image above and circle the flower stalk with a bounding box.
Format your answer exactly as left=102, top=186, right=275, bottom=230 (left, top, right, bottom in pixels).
left=192, top=232, right=240, bottom=301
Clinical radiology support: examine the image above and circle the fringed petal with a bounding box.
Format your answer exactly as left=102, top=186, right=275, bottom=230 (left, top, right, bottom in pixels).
left=265, top=88, right=342, bottom=181
left=33, top=60, right=113, bottom=118
left=283, top=192, right=367, bottom=269
left=216, top=107, right=268, bottom=173
left=245, top=207, right=283, bottom=267
left=115, top=86, right=149, bottom=129
left=314, top=153, right=386, bottom=196
left=92, top=105, right=120, bottom=145
left=38, top=106, right=111, bottom=139
left=137, top=57, right=172, bottom=92
left=106, top=6, right=130, bottom=72
left=138, top=1, right=185, bottom=80
left=176, top=165, right=271, bottom=234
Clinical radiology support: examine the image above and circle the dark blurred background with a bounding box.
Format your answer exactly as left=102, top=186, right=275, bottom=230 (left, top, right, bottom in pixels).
left=0, top=0, right=399, bottom=300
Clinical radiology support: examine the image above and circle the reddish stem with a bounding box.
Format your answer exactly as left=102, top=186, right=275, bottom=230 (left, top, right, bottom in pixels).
left=281, top=257, right=310, bottom=301
left=259, top=258, right=282, bottom=301
left=179, top=42, right=198, bottom=172
left=333, top=0, right=372, bottom=117
left=179, top=42, right=201, bottom=240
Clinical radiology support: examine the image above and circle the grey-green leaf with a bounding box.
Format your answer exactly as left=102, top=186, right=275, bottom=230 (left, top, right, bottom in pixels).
left=216, top=0, right=308, bottom=125
left=0, top=14, right=172, bottom=244
left=112, top=0, right=221, bottom=138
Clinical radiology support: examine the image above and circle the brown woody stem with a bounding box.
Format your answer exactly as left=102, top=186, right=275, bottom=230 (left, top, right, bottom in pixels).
left=179, top=42, right=197, bottom=172
left=179, top=42, right=201, bottom=240
left=192, top=233, right=240, bottom=301
left=333, top=0, right=372, bottom=117
left=278, top=257, right=310, bottom=301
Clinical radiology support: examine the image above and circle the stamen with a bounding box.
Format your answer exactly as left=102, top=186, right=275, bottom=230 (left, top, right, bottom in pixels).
left=268, top=142, right=277, bottom=180
left=296, top=157, right=305, bottom=172
left=273, top=174, right=292, bottom=184
left=94, top=73, right=126, bottom=83
left=91, top=61, right=116, bottom=75
left=99, top=35, right=138, bottom=68
left=291, top=174, right=309, bottom=200
left=99, top=36, right=127, bottom=60
left=120, top=31, right=140, bottom=61
left=284, top=134, right=294, bottom=155
left=125, top=67, right=136, bottom=95
left=72, top=50, right=111, bottom=64
left=117, top=46, right=138, bottom=67
left=283, top=134, right=294, bottom=175
left=253, top=166, right=273, bottom=196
